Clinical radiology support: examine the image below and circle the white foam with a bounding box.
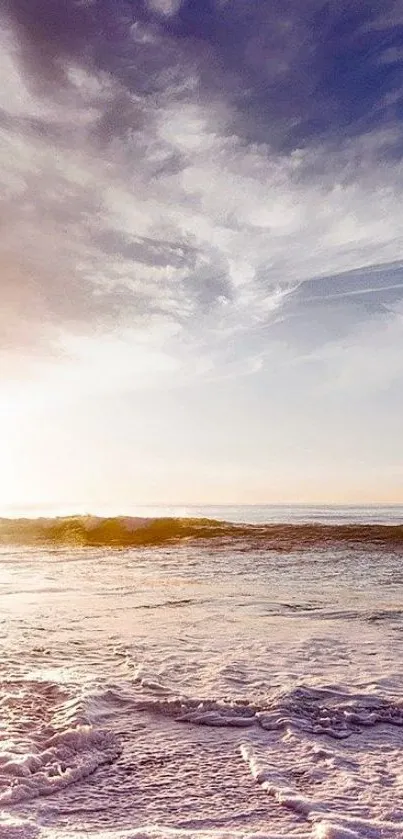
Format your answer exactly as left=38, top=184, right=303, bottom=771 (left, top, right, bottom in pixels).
left=3, top=539, right=403, bottom=839
left=0, top=817, right=39, bottom=839
left=313, top=825, right=360, bottom=839
left=116, top=682, right=403, bottom=741
left=0, top=725, right=120, bottom=804
left=37, top=827, right=312, bottom=839
left=241, top=723, right=403, bottom=839
left=0, top=683, right=121, bottom=807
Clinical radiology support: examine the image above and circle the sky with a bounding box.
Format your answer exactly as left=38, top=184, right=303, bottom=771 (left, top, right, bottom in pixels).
left=1, top=0, right=403, bottom=510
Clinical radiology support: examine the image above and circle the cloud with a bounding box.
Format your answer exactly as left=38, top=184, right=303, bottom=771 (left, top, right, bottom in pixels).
left=293, top=310, right=403, bottom=396
left=2, top=0, right=403, bottom=394
left=157, top=0, right=403, bottom=151
left=265, top=260, right=403, bottom=352
left=147, top=0, right=182, bottom=17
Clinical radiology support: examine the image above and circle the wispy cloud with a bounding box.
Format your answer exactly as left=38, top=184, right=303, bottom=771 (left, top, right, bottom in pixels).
left=2, top=0, right=403, bottom=398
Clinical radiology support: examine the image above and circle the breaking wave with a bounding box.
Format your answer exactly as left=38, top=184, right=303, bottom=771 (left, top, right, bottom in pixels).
left=0, top=515, right=403, bottom=549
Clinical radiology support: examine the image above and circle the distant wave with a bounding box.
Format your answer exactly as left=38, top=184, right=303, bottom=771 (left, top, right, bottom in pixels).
left=0, top=515, right=403, bottom=549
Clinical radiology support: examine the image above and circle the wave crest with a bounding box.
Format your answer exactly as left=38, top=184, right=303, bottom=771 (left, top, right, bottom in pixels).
left=0, top=515, right=403, bottom=549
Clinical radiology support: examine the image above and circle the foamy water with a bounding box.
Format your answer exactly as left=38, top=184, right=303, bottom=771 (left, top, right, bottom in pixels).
left=1, top=506, right=403, bottom=838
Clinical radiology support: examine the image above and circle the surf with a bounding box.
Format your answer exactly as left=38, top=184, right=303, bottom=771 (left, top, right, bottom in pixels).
left=0, top=515, right=403, bottom=549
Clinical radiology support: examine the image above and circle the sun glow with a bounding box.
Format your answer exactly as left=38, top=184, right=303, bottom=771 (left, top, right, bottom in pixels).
left=0, top=385, right=51, bottom=512
left=0, top=399, right=24, bottom=509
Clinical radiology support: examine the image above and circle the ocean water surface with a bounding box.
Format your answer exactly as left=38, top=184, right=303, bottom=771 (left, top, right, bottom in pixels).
left=1, top=505, right=403, bottom=839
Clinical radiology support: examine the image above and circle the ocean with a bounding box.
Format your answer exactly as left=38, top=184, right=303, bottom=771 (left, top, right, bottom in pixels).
left=1, top=505, right=403, bottom=839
